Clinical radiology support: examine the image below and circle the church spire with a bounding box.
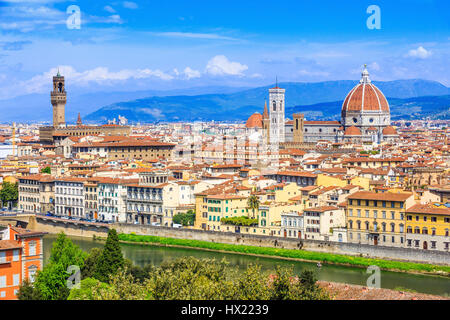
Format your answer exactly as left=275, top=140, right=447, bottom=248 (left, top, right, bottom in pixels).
left=262, top=100, right=269, bottom=119
left=77, top=112, right=82, bottom=126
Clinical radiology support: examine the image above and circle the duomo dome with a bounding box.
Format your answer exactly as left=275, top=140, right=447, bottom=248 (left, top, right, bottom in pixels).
left=341, top=65, right=390, bottom=132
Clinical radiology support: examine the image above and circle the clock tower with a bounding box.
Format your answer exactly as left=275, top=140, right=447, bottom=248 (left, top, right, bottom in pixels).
left=51, top=70, right=66, bottom=128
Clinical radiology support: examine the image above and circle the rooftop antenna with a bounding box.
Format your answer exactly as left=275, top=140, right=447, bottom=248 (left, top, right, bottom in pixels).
left=276, top=76, right=278, bottom=88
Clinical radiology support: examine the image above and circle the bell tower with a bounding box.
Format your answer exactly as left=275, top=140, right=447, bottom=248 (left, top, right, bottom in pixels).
left=269, top=79, right=285, bottom=146
left=51, top=69, right=66, bottom=128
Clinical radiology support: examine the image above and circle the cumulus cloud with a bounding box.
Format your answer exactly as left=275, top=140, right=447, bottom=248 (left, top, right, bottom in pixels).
left=205, top=55, right=248, bottom=76
left=103, top=5, right=116, bottom=13
left=408, top=46, right=432, bottom=59
left=1, top=65, right=174, bottom=98
left=122, top=1, right=138, bottom=9
left=150, top=32, right=238, bottom=41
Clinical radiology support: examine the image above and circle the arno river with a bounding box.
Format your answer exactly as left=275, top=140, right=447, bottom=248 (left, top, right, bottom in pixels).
left=43, top=234, right=450, bottom=297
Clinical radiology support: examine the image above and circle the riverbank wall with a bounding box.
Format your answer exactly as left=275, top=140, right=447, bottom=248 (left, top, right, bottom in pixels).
left=114, top=223, right=450, bottom=266
left=24, top=216, right=450, bottom=265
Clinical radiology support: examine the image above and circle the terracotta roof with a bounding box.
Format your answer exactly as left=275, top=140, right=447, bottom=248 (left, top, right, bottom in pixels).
left=342, top=81, right=389, bottom=113
left=245, top=113, right=263, bottom=129
left=383, top=126, right=398, bottom=135
left=348, top=191, right=413, bottom=202
left=406, top=204, right=450, bottom=216
left=0, top=240, right=21, bottom=251
left=344, top=126, right=362, bottom=136
left=304, top=206, right=340, bottom=212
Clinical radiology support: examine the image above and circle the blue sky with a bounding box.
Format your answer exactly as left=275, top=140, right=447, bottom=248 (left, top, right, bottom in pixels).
left=0, top=0, right=449, bottom=99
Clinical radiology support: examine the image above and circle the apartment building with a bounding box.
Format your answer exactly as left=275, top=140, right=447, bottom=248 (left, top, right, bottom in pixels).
left=125, top=172, right=169, bottom=225
left=405, top=204, right=450, bottom=251
left=0, top=225, right=46, bottom=300
left=54, top=177, right=85, bottom=217
left=97, top=178, right=128, bottom=222
left=84, top=180, right=98, bottom=219
left=303, top=206, right=345, bottom=241
left=346, top=191, right=415, bottom=247
left=281, top=211, right=304, bottom=239
left=18, top=175, right=41, bottom=213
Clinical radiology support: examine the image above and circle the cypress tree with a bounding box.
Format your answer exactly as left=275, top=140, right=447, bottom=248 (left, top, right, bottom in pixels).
left=94, top=229, right=124, bottom=283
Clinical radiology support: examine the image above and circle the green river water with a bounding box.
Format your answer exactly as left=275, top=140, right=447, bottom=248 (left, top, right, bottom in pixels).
left=43, top=234, right=450, bottom=297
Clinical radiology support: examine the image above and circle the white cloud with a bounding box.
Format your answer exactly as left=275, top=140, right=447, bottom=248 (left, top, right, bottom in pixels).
left=298, top=69, right=330, bottom=77
left=103, top=5, right=116, bottom=13
left=150, top=32, right=238, bottom=41
left=408, top=46, right=432, bottom=59
left=205, top=55, right=248, bottom=76
left=0, top=65, right=174, bottom=99
left=368, top=62, right=380, bottom=71
left=182, top=67, right=201, bottom=80
left=123, top=1, right=138, bottom=9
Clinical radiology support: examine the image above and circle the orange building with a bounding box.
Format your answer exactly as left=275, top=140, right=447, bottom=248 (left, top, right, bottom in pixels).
left=0, top=225, right=46, bottom=300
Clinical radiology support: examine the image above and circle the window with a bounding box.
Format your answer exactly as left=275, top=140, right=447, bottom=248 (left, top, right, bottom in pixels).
left=0, top=251, right=5, bottom=263
left=13, top=274, right=19, bottom=286
left=13, top=249, right=19, bottom=262
left=0, top=276, right=5, bottom=288
left=28, top=266, right=37, bottom=283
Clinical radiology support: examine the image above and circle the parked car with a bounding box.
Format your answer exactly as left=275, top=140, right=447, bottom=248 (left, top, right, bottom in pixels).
left=172, top=223, right=183, bottom=229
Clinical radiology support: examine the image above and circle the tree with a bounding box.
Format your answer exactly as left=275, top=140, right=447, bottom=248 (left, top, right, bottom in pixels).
left=17, top=279, right=43, bottom=300
left=233, top=264, right=270, bottom=300
left=172, top=210, right=195, bottom=226
left=67, top=278, right=109, bottom=300
left=40, top=167, right=51, bottom=174
left=81, top=247, right=103, bottom=279
left=0, top=182, right=18, bottom=209
left=94, top=229, right=125, bottom=282
left=33, top=232, right=87, bottom=300
left=247, top=195, right=260, bottom=219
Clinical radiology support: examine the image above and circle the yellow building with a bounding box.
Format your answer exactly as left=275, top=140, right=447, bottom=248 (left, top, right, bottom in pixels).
left=346, top=191, right=415, bottom=247
left=405, top=204, right=450, bottom=251
left=194, top=191, right=248, bottom=231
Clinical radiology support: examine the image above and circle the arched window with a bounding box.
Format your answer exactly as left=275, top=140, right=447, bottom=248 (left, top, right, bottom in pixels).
left=272, top=101, right=276, bottom=111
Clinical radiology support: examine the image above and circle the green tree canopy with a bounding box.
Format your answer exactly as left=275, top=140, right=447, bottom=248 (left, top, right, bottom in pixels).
left=94, top=229, right=125, bottom=282
left=0, top=182, right=18, bottom=207
left=40, top=167, right=51, bottom=174
left=172, top=210, right=195, bottom=226
left=27, top=232, right=87, bottom=300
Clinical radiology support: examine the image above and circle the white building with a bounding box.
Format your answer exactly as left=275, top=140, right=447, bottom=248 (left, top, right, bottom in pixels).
left=97, top=178, right=128, bottom=222
left=303, top=206, right=346, bottom=241
left=281, top=211, right=304, bottom=239
left=54, top=177, right=85, bottom=217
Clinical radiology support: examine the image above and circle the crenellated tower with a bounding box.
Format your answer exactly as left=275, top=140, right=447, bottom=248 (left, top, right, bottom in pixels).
left=51, top=70, right=66, bottom=128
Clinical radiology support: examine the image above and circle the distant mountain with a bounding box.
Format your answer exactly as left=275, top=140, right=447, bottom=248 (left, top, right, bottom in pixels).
left=0, top=79, right=448, bottom=123
left=84, top=80, right=450, bottom=123
left=0, top=85, right=250, bottom=123
left=287, top=95, right=450, bottom=121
